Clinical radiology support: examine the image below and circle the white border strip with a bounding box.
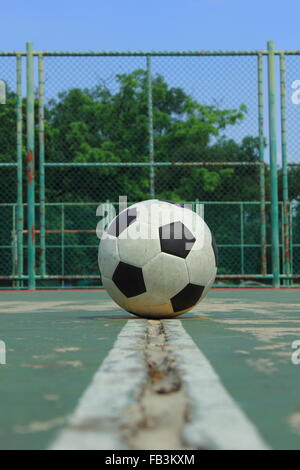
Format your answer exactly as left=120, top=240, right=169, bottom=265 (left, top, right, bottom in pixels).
left=50, top=320, right=147, bottom=450
left=164, top=320, right=270, bottom=450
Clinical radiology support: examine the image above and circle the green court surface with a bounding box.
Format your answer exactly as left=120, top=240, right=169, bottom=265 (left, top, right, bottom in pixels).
left=184, top=289, right=300, bottom=450
left=0, top=288, right=300, bottom=450
left=0, top=290, right=126, bottom=450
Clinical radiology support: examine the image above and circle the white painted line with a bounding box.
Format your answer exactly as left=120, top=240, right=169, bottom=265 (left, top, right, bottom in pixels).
left=163, top=320, right=270, bottom=450
left=50, top=320, right=147, bottom=450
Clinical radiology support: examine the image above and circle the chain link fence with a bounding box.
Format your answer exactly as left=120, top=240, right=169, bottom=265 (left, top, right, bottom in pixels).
left=34, top=201, right=271, bottom=288
left=0, top=45, right=299, bottom=288
left=42, top=54, right=262, bottom=202
left=0, top=55, right=21, bottom=287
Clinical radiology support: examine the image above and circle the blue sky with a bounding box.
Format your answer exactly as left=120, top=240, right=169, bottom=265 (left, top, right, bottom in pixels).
left=1, top=0, right=299, bottom=52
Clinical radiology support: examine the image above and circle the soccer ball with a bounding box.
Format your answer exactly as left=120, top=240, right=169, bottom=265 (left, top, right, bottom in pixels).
left=98, top=199, right=218, bottom=318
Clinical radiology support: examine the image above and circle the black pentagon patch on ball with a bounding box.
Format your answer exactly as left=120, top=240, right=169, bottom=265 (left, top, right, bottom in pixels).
left=159, top=221, right=196, bottom=258
left=107, top=208, right=137, bottom=237
left=171, top=283, right=205, bottom=313
left=112, top=261, right=146, bottom=298
left=211, top=232, right=218, bottom=267
left=161, top=200, right=184, bottom=208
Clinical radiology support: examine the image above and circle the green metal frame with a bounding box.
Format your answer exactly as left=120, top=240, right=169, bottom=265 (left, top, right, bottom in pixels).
left=16, top=54, right=23, bottom=288
left=279, top=53, right=291, bottom=286
left=146, top=56, right=155, bottom=198
left=38, top=53, right=46, bottom=278
left=267, top=41, right=280, bottom=288
left=26, top=42, right=35, bottom=289
left=257, top=53, right=267, bottom=276
left=1, top=41, right=300, bottom=288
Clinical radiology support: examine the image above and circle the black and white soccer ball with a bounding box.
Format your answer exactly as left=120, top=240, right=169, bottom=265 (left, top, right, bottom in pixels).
left=98, top=199, right=218, bottom=318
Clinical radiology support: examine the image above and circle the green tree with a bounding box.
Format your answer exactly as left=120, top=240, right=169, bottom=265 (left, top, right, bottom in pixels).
left=45, top=70, right=252, bottom=202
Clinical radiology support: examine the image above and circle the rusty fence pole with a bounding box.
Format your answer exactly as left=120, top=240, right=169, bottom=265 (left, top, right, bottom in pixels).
left=257, top=53, right=267, bottom=276
left=16, top=54, right=23, bottom=287
left=267, top=40, right=280, bottom=287
left=280, top=53, right=292, bottom=286
left=26, top=42, right=36, bottom=289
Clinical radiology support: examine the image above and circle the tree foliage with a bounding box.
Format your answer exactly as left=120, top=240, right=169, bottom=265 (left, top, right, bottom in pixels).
left=1, top=70, right=299, bottom=279
left=42, top=69, right=270, bottom=203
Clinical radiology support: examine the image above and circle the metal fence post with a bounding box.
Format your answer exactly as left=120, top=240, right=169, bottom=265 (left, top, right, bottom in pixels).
left=61, top=203, right=65, bottom=289
left=257, top=53, right=267, bottom=276
left=146, top=56, right=155, bottom=198
left=240, top=203, right=244, bottom=274
left=267, top=40, right=280, bottom=287
left=289, top=202, right=294, bottom=277
left=26, top=42, right=36, bottom=289
left=12, top=204, right=17, bottom=287
left=280, top=53, right=291, bottom=286
left=16, top=54, right=23, bottom=287
left=38, top=54, right=46, bottom=278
